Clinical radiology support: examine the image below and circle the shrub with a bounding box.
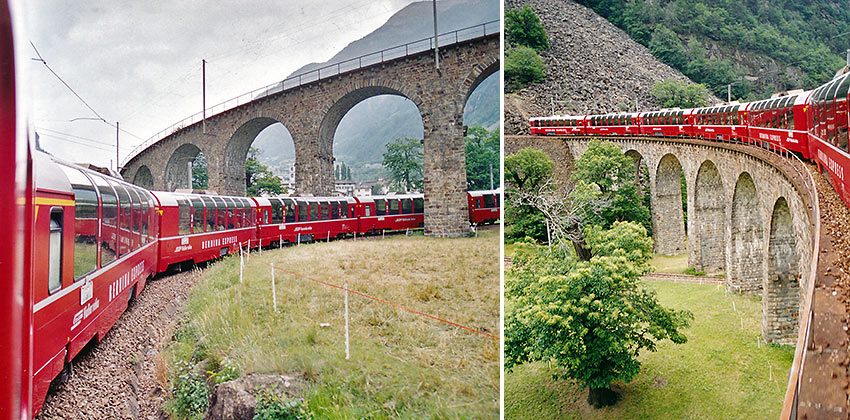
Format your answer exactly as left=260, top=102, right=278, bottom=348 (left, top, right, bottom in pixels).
left=170, top=362, right=210, bottom=420
left=253, top=388, right=313, bottom=420
left=506, top=5, right=549, bottom=51
left=651, top=79, right=710, bottom=109
left=505, top=47, right=546, bottom=91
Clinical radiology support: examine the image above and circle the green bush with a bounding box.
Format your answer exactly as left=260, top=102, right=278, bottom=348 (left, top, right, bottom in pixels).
left=506, top=5, right=549, bottom=51
left=683, top=267, right=706, bottom=276
left=253, top=389, right=313, bottom=420
left=171, top=363, right=210, bottom=420
left=505, top=47, right=545, bottom=91
left=651, top=79, right=710, bottom=109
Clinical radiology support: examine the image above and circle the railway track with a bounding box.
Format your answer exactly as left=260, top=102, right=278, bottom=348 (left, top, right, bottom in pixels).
left=36, top=268, right=203, bottom=420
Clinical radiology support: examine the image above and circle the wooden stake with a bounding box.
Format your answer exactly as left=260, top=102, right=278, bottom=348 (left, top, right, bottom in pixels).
left=239, top=247, right=244, bottom=284
left=271, top=262, right=277, bottom=313
left=344, top=282, right=350, bottom=360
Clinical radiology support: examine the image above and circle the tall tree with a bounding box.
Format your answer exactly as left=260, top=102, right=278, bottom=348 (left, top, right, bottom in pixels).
left=245, top=147, right=285, bottom=196
left=465, top=126, right=500, bottom=190
left=505, top=221, right=692, bottom=408
left=504, top=148, right=555, bottom=243
left=505, top=5, right=549, bottom=51
left=192, top=154, right=208, bottom=190
left=382, top=137, right=423, bottom=192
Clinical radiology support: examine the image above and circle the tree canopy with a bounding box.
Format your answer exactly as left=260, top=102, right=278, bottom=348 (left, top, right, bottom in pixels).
left=505, top=222, right=692, bottom=408
left=504, top=148, right=554, bottom=243
left=382, top=137, right=423, bottom=192
left=246, top=147, right=285, bottom=197
left=504, top=46, right=546, bottom=92
left=650, top=79, right=711, bottom=109
left=505, top=5, right=549, bottom=51
left=465, top=126, right=500, bottom=190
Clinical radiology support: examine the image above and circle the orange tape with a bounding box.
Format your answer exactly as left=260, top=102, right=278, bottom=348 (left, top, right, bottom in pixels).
left=257, top=260, right=499, bottom=340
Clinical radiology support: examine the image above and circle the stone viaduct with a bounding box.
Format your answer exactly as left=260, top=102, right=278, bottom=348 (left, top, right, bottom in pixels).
left=121, top=27, right=499, bottom=237
left=507, top=136, right=816, bottom=345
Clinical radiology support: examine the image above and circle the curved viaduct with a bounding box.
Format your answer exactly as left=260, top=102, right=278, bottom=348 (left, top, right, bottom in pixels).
left=121, top=30, right=499, bottom=237
left=508, top=136, right=816, bottom=345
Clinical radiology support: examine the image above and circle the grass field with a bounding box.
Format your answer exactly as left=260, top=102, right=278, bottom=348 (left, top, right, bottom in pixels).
left=167, top=230, right=499, bottom=419
left=505, top=279, right=794, bottom=420
left=649, top=253, right=689, bottom=274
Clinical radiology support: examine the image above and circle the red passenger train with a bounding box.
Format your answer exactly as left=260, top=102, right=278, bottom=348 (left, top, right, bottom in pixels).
left=529, top=72, right=850, bottom=207
left=19, top=148, right=501, bottom=418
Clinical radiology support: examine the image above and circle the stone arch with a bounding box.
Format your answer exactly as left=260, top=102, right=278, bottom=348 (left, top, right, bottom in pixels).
left=693, top=160, right=726, bottom=274
left=222, top=117, right=292, bottom=196
left=763, top=197, right=800, bottom=344
left=653, top=154, right=686, bottom=255
left=461, top=55, right=500, bottom=109
left=624, top=149, right=650, bottom=194
left=165, top=143, right=204, bottom=192
left=132, top=165, right=153, bottom=189
left=318, top=85, right=424, bottom=193
left=728, top=172, right=763, bottom=293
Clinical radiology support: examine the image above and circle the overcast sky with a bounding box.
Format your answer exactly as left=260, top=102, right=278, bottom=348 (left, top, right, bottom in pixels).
left=24, top=0, right=430, bottom=169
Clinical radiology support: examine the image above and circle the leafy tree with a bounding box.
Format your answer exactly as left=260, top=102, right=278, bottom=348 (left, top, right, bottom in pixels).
left=572, top=140, right=651, bottom=235
left=505, top=5, right=549, bottom=51
left=192, top=154, right=208, bottom=190
left=382, top=137, right=423, bottom=192
left=505, top=47, right=545, bottom=92
left=246, top=147, right=285, bottom=196
left=650, top=78, right=711, bottom=109
left=504, top=148, right=554, bottom=243
left=465, top=126, right=500, bottom=190
left=505, top=221, right=692, bottom=408
left=648, top=24, right=688, bottom=70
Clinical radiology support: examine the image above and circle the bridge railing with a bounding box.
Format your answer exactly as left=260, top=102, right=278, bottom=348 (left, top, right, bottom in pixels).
left=121, top=20, right=500, bottom=167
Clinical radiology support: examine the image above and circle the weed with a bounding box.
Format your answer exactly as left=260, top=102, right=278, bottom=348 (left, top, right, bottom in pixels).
left=683, top=266, right=707, bottom=276
left=169, top=362, right=210, bottom=420
left=208, top=357, right=240, bottom=385
left=253, top=388, right=313, bottom=420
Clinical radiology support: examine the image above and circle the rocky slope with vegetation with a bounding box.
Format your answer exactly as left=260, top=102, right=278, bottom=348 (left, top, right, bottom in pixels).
left=504, top=0, right=718, bottom=135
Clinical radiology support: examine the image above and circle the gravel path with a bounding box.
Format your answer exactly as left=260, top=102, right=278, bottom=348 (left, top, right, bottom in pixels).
left=36, top=268, right=202, bottom=420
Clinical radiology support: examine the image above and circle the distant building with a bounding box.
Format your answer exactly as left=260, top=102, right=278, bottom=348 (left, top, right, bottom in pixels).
left=355, top=180, right=386, bottom=196
left=335, top=180, right=356, bottom=196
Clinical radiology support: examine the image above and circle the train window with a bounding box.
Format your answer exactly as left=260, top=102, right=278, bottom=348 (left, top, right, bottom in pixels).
left=48, top=208, right=63, bottom=294
left=243, top=198, right=253, bottom=227
left=211, top=196, right=224, bottom=230
left=297, top=200, right=309, bottom=222
left=836, top=75, right=850, bottom=99
left=402, top=198, right=412, bottom=214
left=91, top=175, right=118, bottom=266
left=309, top=201, right=319, bottom=221
left=236, top=198, right=247, bottom=228
left=177, top=197, right=191, bottom=235
left=59, top=166, right=98, bottom=280
left=201, top=196, right=216, bottom=231
left=483, top=193, right=495, bottom=208
left=388, top=199, right=399, bottom=214
left=331, top=201, right=340, bottom=219
left=414, top=197, right=424, bottom=213
left=128, top=188, right=143, bottom=250
left=191, top=196, right=204, bottom=233
left=269, top=198, right=283, bottom=224
left=375, top=198, right=386, bottom=216
left=320, top=201, right=329, bottom=220
left=223, top=197, right=236, bottom=229
left=108, top=180, right=131, bottom=256
left=282, top=199, right=295, bottom=223
left=140, top=193, right=150, bottom=244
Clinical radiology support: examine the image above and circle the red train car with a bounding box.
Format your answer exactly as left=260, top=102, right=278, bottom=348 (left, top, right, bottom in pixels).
left=586, top=113, right=639, bottom=136
left=468, top=189, right=501, bottom=225
left=745, top=92, right=812, bottom=157
left=253, top=196, right=357, bottom=245
left=354, top=193, right=424, bottom=233
left=529, top=115, right=586, bottom=136
left=149, top=191, right=256, bottom=272
left=639, top=109, right=691, bottom=138
left=691, top=104, right=745, bottom=141
left=809, top=72, right=850, bottom=205
left=30, top=153, right=158, bottom=416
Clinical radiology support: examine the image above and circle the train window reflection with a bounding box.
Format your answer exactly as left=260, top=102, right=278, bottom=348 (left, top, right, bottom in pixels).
left=59, top=165, right=98, bottom=280
left=48, top=208, right=63, bottom=294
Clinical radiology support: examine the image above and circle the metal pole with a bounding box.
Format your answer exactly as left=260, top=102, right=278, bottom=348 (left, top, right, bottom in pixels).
left=202, top=59, right=206, bottom=133
left=116, top=122, right=119, bottom=172
left=489, top=164, right=494, bottom=190
left=432, top=0, right=439, bottom=71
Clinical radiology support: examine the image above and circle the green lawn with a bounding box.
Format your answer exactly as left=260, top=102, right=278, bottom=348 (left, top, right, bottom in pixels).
left=505, top=280, right=794, bottom=420
left=167, top=230, right=499, bottom=419
left=649, top=253, right=689, bottom=273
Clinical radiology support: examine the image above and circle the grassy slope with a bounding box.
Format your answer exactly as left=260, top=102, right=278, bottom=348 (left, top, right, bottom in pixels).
left=170, top=230, right=499, bottom=419
left=505, top=279, right=793, bottom=420
left=649, top=253, right=689, bottom=273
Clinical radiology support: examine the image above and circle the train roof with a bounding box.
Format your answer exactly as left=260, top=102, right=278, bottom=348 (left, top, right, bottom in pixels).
left=468, top=189, right=501, bottom=197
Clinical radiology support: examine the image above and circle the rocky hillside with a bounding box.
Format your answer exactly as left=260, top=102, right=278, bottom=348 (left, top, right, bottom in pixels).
left=504, top=0, right=719, bottom=135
